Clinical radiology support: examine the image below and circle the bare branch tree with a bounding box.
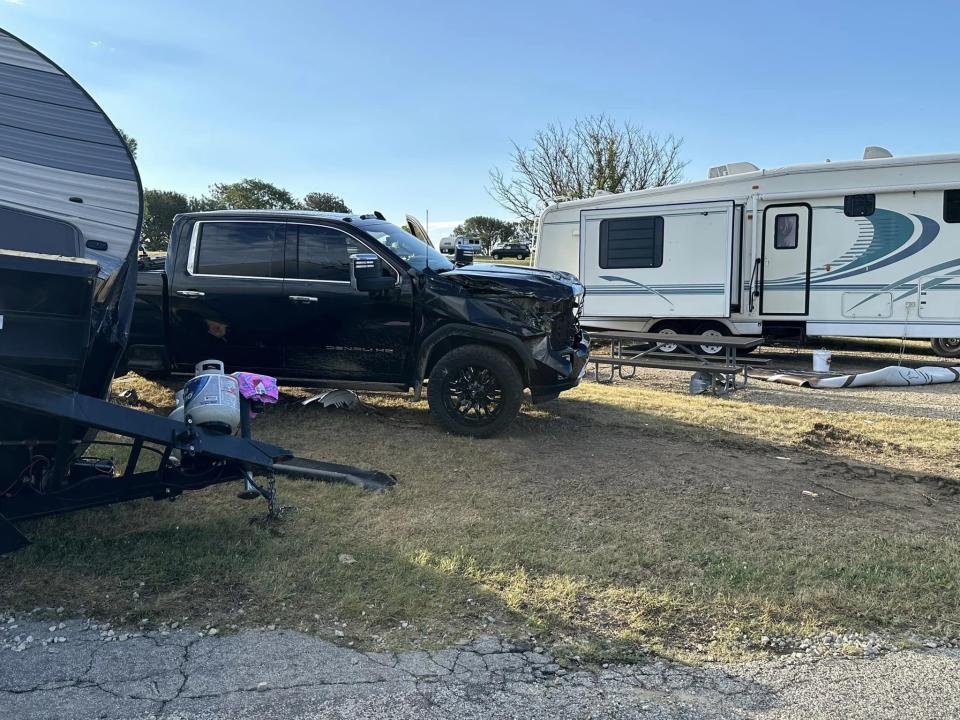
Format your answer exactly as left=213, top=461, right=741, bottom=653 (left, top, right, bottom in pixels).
left=488, top=115, right=687, bottom=226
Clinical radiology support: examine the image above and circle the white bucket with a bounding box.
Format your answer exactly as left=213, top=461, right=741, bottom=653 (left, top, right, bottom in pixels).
left=812, top=348, right=832, bottom=373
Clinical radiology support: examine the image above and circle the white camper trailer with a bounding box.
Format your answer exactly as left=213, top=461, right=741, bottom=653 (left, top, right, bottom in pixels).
left=534, top=149, right=960, bottom=357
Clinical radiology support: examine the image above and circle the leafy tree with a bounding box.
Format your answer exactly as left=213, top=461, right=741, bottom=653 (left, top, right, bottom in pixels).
left=488, top=114, right=686, bottom=226
left=202, top=178, right=300, bottom=210
left=119, top=129, right=137, bottom=159
left=185, top=194, right=225, bottom=212
left=302, top=192, right=351, bottom=213
left=453, top=216, right=517, bottom=254
left=141, top=189, right=190, bottom=251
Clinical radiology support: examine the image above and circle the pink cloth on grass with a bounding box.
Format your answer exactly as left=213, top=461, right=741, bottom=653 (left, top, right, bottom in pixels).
left=232, top=372, right=279, bottom=416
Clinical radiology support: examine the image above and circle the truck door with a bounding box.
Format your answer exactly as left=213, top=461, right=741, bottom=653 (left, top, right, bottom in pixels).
left=282, top=223, right=412, bottom=382
left=169, top=220, right=287, bottom=374
left=760, top=204, right=812, bottom=315
left=579, top=200, right=736, bottom=320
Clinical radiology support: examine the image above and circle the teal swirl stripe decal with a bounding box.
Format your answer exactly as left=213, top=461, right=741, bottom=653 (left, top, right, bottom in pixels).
left=811, top=213, right=939, bottom=285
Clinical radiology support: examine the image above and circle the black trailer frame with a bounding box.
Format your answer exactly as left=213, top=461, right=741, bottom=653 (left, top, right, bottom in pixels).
left=0, top=365, right=395, bottom=553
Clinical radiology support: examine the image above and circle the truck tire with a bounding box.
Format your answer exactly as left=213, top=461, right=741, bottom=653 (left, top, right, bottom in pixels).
left=931, top=337, right=960, bottom=358
left=492, top=253, right=502, bottom=260
left=427, top=344, right=523, bottom=437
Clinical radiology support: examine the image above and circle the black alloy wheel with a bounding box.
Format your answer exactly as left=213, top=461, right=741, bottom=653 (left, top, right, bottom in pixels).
left=427, top=345, right=523, bottom=436
left=444, top=365, right=503, bottom=423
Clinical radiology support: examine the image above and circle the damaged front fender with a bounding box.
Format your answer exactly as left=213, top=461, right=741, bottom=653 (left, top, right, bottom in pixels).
left=415, top=265, right=589, bottom=401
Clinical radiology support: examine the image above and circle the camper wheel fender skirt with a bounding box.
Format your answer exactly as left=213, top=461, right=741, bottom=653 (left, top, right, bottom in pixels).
left=414, top=324, right=535, bottom=400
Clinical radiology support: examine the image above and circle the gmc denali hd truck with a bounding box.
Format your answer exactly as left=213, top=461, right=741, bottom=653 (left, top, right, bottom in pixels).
left=124, top=211, right=590, bottom=436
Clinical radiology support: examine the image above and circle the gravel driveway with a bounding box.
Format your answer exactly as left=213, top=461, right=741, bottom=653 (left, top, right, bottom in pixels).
left=1, top=618, right=957, bottom=719
left=588, top=338, right=960, bottom=421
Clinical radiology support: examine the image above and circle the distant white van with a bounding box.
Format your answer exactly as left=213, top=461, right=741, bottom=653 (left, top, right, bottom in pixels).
left=439, top=235, right=481, bottom=255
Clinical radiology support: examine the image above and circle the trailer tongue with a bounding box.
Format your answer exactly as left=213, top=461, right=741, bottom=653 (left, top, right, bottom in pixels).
left=0, top=362, right=396, bottom=553
left=0, top=29, right=392, bottom=553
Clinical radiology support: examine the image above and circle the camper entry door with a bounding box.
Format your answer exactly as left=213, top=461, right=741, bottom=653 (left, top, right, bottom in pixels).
left=760, top=204, right=812, bottom=315
left=578, top=200, right=735, bottom=320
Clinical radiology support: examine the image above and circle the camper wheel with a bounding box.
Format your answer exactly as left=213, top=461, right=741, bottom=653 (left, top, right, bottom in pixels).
left=652, top=326, right=681, bottom=353
left=931, top=337, right=960, bottom=358
left=694, top=324, right=729, bottom=356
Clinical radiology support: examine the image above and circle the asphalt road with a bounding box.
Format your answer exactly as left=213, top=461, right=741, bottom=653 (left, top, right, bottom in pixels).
left=1, top=618, right=957, bottom=719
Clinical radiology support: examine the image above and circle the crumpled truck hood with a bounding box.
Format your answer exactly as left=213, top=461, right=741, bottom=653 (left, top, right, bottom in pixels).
left=439, top=263, right=584, bottom=301
left=421, top=264, right=584, bottom=341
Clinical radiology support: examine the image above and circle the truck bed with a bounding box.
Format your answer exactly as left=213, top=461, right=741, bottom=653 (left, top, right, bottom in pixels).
left=124, top=269, right=169, bottom=373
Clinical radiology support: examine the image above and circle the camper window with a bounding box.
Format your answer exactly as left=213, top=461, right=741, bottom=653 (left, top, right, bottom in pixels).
left=844, top=194, right=875, bottom=217
left=0, top=205, right=81, bottom=256
left=944, top=190, right=960, bottom=223
left=599, top=217, right=664, bottom=269
left=774, top=214, right=799, bottom=249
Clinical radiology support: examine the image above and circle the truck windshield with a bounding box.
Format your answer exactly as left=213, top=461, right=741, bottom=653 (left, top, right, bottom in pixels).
left=355, top=220, right=454, bottom=272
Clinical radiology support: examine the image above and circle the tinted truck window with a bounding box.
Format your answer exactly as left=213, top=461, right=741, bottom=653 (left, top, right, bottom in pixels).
left=194, top=222, right=283, bottom=277
left=291, top=224, right=358, bottom=282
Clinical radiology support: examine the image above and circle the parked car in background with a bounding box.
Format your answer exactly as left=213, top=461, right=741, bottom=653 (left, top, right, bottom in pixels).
left=492, top=242, right=531, bottom=260
left=124, top=211, right=590, bottom=437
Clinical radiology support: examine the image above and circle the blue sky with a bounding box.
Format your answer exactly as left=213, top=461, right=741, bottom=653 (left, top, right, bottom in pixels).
left=2, top=0, right=959, bottom=240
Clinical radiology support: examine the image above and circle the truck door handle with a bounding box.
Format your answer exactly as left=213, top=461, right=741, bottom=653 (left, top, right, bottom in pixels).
left=288, top=295, right=318, bottom=304
left=176, top=290, right=206, bottom=298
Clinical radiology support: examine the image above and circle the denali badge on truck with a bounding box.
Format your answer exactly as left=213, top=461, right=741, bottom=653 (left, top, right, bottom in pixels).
left=325, top=346, right=396, bottom=354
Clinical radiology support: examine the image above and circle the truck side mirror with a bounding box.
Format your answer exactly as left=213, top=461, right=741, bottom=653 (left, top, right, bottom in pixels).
left=350, top=253, right=395, bottom=292
left=454, top=246, right=475, bottom=267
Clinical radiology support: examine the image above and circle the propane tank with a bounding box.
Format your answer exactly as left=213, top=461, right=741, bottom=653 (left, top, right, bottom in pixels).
left=169, top=389, right=185, bottom=423
left=183, top=360, right=241, bottom=434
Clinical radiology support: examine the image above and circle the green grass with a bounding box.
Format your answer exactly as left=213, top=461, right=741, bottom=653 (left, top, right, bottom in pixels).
left=1, top=376, right=957, bottom=662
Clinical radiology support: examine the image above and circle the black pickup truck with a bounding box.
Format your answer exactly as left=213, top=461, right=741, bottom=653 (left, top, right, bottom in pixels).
left=125, top=210, right=589, bottom=436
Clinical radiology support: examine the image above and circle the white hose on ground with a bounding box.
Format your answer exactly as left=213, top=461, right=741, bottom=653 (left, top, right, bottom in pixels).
left=810, top=365, right=960, bottom=388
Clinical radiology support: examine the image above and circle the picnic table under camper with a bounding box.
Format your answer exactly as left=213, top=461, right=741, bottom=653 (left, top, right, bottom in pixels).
left=588, top=331, right=766, bottom=395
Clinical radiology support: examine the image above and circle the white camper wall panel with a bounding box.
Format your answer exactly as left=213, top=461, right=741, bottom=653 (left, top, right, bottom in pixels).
left=579, top=201, right=735, bottom=320
left=841, top=292, right=893, bottom=318
left=919, top=276, right=960, bottom=319
left=804, top=189, right=958, bottom=329
left=534, top=220, right=579, bottom=276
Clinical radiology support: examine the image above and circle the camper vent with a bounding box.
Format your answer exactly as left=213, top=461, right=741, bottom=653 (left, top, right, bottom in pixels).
left=863, top=146, right=893, bottom=160
left=593, top=189, right=613, bottom=197
left=707, top=162, right=759, bottom=179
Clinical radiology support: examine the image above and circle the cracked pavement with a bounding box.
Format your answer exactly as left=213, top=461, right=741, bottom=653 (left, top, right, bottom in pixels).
left=1, top=619, right=957, bottom=719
